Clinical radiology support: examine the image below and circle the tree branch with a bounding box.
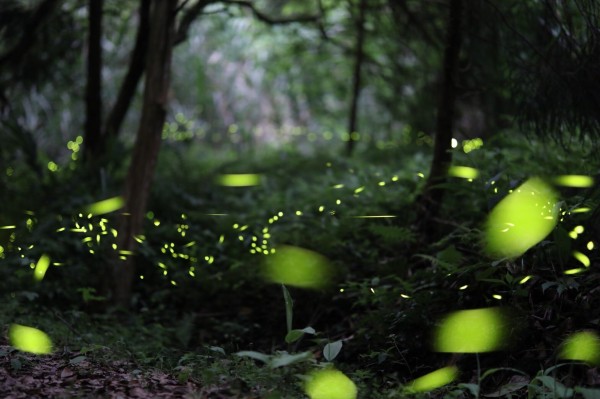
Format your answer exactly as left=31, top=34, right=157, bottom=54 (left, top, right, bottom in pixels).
left=222, top=0, right=320, bottom=25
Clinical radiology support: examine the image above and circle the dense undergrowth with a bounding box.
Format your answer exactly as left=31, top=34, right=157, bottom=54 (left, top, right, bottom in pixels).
left=1, top=131, right=600, bottom=398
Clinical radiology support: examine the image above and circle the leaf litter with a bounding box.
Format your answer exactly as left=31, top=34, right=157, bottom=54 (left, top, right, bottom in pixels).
left=0, top=344, right=262, bottom=398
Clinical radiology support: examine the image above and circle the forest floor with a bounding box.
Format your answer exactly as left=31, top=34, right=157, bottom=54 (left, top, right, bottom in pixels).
left=0, top=344, right=256, bottom=399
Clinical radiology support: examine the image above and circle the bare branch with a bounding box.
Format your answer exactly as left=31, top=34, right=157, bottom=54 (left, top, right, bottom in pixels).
left=222, top=0, right=320, bottom=25
left=175, top=0, right=212, bottom=45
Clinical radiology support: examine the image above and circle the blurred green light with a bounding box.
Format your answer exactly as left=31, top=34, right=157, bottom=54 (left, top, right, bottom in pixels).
left=573, top=251, right=590, bottom=267
left=564, top=268, right=586, bottom=275
left=553, top=175, right=594, bottom=188
left=85, top=196, right=125, bottom=215
left=434, top=308, right=507, bottom=353
left=305, top=369, right=357, bottom=399
left=47, top=161, right=58, bottom=172
left=217, top=173, right=261, bottom=187
left=559, top=331, right=600, bottom=365
left=406, top=366, right=458, bottom=393
left=519, top=275, right=533, bottom=284
left=9, top=324, right=53, bottom=354
left=485, top=177, right=558, bottom=258
left=34, top=254, right=51, bottom=281
left=448, top=165, right=479, bottom=179
left=262, top=246, right=333, bottom=289
left=572, top=207, right=591, bottom=213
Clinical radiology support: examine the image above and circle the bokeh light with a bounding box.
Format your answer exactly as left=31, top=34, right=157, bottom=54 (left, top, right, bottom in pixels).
left=434, top=308, right=507, bottom=353
left=85, top=196, right=124, bottom=215
left=448, top=165, right=478, bottom=179
left=217, top=173, right=261, bottom=187
left=406, top=366, right=458, bottom=393
left=305, top=369, right=357, bottom=399
left=485, top=177, right=558, bottom=258
left=553, top=175, right=594, bottom=188
left=262, top=245, right=333, bottom=289
left=9, top=324, right=53, bottom=354
left=559, top=331, right=600, bottom=365
left=33, top=254, right=51, bottom=281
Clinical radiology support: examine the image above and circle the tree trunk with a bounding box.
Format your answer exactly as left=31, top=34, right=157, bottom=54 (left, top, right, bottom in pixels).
left=103, top=0, right=151, bottom=139
left=84, top=0, right=103, bottom=163
left=415, top=0, right=463, bottom=235
left=346, top=0, right=367, bottom=156
left=113, top=0, right=177, bottom=308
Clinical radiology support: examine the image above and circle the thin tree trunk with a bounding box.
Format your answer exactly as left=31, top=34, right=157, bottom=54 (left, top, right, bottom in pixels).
left=416, top=0, right=463, bottom=235
left=113, top=0, right=177, bottom=308
left=84, top=0, right=103, bottom=163
left=346, top=0, right=367, bottom=156
left=103, top=0, right=151, bottom=139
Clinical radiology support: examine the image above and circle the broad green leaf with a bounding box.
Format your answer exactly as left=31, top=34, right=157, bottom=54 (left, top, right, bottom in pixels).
left=286, top=327, right=316, bottom=343
left=9, top=324, right=53, bottom=354
left=286, top=330, right=305, bottom=343
left=235, top=351, right=271, bottom=364
left=434, top=308, right=507, bottom=353
left=406, top=366, right=458, bottom=393
left=305, top=368, right=357, bottom=399
left=269, top=351, right=312, bottom=368
left=301, top=326, right=316, bottom=334
left=485, top=177, right=558, bottom=258
left=323, top=340, right=343, bottom=361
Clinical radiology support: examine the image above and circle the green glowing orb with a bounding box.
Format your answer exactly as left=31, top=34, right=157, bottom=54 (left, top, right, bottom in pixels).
left=485, top=177, right=558, bottom=258
left=217, top=173, right=261, bottom=187
left=263, top=246, right=333, bottom=289
left=85, top=196, right=124, bottom=215
left=33, top=254, right=51, bottom=281
left=9, top=324, right=53, bottom=354
left=407, top=366, right=458, bottom=393
left=434, top=308, right=507, bottom=353
left=559, top=331, right=600, bottom=365
left=305, top=369, right=357, bottom=399
left=553, top=175, right=594, bottom=188
left=448, top=165, right=479, bottom=179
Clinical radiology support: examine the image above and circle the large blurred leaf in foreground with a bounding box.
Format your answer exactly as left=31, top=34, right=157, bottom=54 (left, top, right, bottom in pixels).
left=434, top=308, right=507, bottom=353
left=305, top=369, right=357, bottom=399
left=9, top=324, right=53, bottom=354
left=485, top=177, right=558, bottom=258
left=262, top=246, right=333, bottom=289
